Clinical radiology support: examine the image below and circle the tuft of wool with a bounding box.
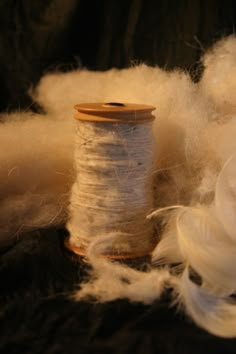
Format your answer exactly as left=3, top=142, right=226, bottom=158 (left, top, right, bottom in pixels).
left=177, top=268, right=236, bottom=338
left=0, top=112, right=74, bottom=242
left=74, top=235, right=171, bottom=305
left=151, top=152, right=236, bottom=338
left=200, top=35, right=236, bottom=117
left=215, top=153, right=236, bottom=241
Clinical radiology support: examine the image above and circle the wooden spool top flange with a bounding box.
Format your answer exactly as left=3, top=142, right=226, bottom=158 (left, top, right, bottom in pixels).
left=74, top=102, right=156, bottom=123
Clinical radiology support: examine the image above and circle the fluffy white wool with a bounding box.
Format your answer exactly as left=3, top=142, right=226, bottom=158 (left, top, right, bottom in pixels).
left=0, top=112, right=74, bottom=243
left=200, top=35, right=236, bottom=117
left=1, top=35, right=236, bottom=337
left=75, top=240, right=171, bottom=304
left=171, top=155, right=236, bottom=337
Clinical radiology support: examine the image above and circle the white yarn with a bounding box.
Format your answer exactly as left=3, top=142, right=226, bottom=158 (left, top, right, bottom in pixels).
left=67, top=119, right=155, bottom=256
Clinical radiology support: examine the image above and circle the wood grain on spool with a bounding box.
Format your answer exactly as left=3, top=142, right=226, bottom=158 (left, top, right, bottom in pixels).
left=74, top=102, right=155, bottom=123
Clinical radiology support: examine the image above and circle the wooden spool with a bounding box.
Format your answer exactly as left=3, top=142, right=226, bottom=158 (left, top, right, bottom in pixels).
left=65, top=102, right=156, bottom=261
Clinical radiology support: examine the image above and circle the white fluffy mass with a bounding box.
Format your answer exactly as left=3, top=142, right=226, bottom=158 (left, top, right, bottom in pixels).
left=1, top=35, right=236, bottom=337
left=0, top=112, right=74, bottom=244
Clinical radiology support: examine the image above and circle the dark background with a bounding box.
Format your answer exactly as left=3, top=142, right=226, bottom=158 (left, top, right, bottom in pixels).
left=0, top=0, right=236, bottom=111
left=1, top=1, right=236, bottom=353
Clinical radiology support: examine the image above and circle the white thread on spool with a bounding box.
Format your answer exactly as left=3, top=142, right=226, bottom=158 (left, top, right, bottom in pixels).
left=66, top=102, right=156, bottom=259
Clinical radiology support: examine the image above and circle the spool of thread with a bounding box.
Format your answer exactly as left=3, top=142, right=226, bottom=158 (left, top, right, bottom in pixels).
left=65, top=102, right=156, bottom=260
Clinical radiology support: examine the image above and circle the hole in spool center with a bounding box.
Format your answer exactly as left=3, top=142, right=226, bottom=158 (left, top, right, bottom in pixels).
left=103, top=102, right=125, bottom=107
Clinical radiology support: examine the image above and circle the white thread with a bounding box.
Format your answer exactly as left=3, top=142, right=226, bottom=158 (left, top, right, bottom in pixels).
left=67, top=119, right=155, bottom=256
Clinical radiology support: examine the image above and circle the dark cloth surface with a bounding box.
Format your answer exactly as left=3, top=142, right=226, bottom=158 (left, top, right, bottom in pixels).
left=1, top=230, right=236, bottom=354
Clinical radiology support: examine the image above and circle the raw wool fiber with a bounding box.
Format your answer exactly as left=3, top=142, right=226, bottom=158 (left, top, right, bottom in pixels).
left=200, top=35, right=236, bottom=117
left=0, top=112, right=74, bottom=243
left=0, top=35, right=236, bottom=337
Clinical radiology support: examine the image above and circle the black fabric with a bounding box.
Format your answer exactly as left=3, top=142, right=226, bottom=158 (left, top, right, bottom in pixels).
left=0, top=0, right=236, bottom=111
left=1, top=230, right=236, bottom=353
